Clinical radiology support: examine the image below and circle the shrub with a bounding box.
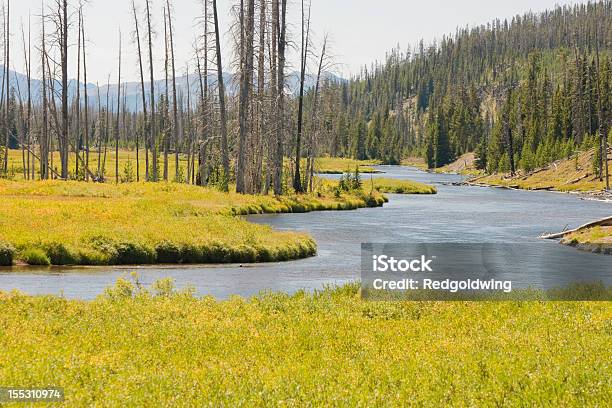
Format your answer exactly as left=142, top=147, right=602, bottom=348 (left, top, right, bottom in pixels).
left=103, top=278, right=135, bottom=300
left=115, top=241, right=156, bottom=265
left=152, top=278, right=176, bottom=297
left=43, top=242, right=79, bottom=265
left=156, top=241, right=182, bottom=263
left=20, top=248, right=51, bottom=266
left=180, top=244, right=204, bottom=264
left=0, top=242, right=15, bottom=266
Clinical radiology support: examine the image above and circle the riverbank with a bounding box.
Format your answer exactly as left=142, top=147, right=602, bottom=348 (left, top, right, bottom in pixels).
left=468, top=149, right=612, bottom=199
left=0, top=281, right=609, bottom=406
left=0, top=180, right=386, bottom=266
left=561, top=226, right=612, bottom=254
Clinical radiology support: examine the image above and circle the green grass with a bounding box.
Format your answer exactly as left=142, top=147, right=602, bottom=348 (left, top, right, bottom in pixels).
left=306, top=157, right=381, bottom=174
left=0, top=180, right=386, bottom=266
left=473, top=149, right=611, bottom=192
left=369, top=177, right=437, bottom=194
left=0, top=281, right=609, bottom=406
left=4, top=148, right=187, bottom=182
left=561, top=226, right=612, bottom=254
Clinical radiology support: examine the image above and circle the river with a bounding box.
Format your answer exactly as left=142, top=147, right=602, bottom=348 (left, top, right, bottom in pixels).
left=1, top=166, right=611, bottom=299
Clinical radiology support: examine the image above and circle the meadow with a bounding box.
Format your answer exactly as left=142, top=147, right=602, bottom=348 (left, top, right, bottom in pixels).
left=303, top=156, right=381, bottom=174
left=0, top=280, right=609, bottom=406
left=4, top=149, right=382, bottom=180
left=0, top=179, right=386, bottom=266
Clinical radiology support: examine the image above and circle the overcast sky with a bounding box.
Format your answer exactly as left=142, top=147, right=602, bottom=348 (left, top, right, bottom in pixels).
left=7, top=0, right=579, bottom=83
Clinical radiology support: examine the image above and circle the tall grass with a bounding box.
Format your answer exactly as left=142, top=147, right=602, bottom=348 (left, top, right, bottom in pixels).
left=369, top=177, right=437, bottom=194
left=0, top=280, right=609, bottom=406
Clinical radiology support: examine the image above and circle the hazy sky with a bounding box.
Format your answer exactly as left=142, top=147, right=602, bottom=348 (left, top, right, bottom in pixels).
left=7, top=0, right=579, bottom=83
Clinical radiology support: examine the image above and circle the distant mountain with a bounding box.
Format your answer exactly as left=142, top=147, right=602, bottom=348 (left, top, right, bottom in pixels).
left=0, top=65, right=344, bottom=112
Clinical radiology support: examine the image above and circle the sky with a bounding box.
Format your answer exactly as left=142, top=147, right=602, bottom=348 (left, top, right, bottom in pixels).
left=6, top=0, right=580, bottom=83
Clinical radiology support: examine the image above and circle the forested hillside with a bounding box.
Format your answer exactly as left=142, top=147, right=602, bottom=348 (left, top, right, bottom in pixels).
left=314, top=0, right=611, bottom=180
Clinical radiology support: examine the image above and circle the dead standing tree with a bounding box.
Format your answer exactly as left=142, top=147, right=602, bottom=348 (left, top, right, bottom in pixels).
left=132, top=0, right=149, bottom=181
left=115, top=31, right=122, bottom=184
left=80, top=6, right=90, bottom=181
left=145, top=0, right=158, bottom=181
left=273, top=0, right=287, bottom=195
left=305, top=34, right=330, bottom=192
left=292, top=0, right=311, bottom=193
left=40, top=7, right=50, bottom=179
left=236, top=0, right=255, bottom=193
left=2, top=0, right=9, bottom=175
left=48, top=0, right=71, bottom=179
left=165, top=0, right=179, bottom=181
left=212, top=0, right=230, bottom=191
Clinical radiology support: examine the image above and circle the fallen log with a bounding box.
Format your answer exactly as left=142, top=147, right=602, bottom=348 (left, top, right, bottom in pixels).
left=565, top=173, right=590, bottom=185
left=540, top=216, right=612, bottom=239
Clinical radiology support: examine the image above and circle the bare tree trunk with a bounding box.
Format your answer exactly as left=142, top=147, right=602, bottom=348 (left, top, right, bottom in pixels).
left=265, top=0, right=278, bottom=194
left=196, top=0, right=211, bottom=187
left=21, top=15, right=32, bottom=179
left=254, top=0, right=266, bottom=193
left=293, top=0, right=310, bottom=193
left=212, top=0, right=230, bottom=191
left=165, top=0, right=179, bottom=181
left=3, top=0, right=9, bottom=175
left=145, top=0, right=157, bottom=181
left=60, top=0, right=69, bottom=179
left=273, top=0, right=287, bottom=195
left=236, top=0, right=255, bottom=193
left=75, top=9, right=82, bottom=179
left=96, top=82, right=102, bottom=177
left=81, top=8, right=89, bottom=181
left=102, top=75, right=111, bottom=177
left=40, top=10, right=49, bottom=180
left=132, top=1, right=148, bottom=182
left=306, top=35, right=327, bottom=192
left=195, top=48, right=206, bottom=186
left=115, top=32, right=122, bottom=183
left=162, top=6, right=169, bottom=181
left=28, top=16, right=33, bottom=179
left=185, top=64, right=192, bottom=183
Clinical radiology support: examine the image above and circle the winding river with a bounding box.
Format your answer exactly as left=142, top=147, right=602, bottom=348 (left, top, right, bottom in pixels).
left=1, top=166, right=611, bottom=299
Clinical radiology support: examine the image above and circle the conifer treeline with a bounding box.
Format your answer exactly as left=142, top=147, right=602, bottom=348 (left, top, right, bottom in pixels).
left=317, top=0, right=611, bottom=181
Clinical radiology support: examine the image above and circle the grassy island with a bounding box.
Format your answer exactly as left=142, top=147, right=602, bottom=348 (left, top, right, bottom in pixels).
left=370, top=177, right=437, bottom=194
left=0, top=180, right=386, bottom=266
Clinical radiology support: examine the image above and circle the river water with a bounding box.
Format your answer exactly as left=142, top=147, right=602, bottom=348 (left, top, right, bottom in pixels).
left=1, top=166, right=611, bottom=299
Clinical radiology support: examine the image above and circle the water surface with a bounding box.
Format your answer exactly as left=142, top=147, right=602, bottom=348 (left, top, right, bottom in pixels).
left=1, top=166, right=610, bottom=299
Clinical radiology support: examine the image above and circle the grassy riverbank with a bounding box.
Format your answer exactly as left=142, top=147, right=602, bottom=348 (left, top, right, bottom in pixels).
left=561, top=225, right=612, bottom=254
left=370, top=177, right=437, bottom=194
left=0, top=281, right=609, bottom=406
left=471, top=149, right=612, bottom=194
left=0, top=180, right=386, bottom=266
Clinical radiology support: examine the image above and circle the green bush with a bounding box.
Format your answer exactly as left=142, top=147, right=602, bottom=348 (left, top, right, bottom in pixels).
left=115, top=241, right=156, bottom=265
left=43, top=242, right=79, bottom=265
left=156, top=241, right=182, bottom=263
left=20, top=248, right=51, bottom=266
left=0, top=242, right=15, bottom=266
